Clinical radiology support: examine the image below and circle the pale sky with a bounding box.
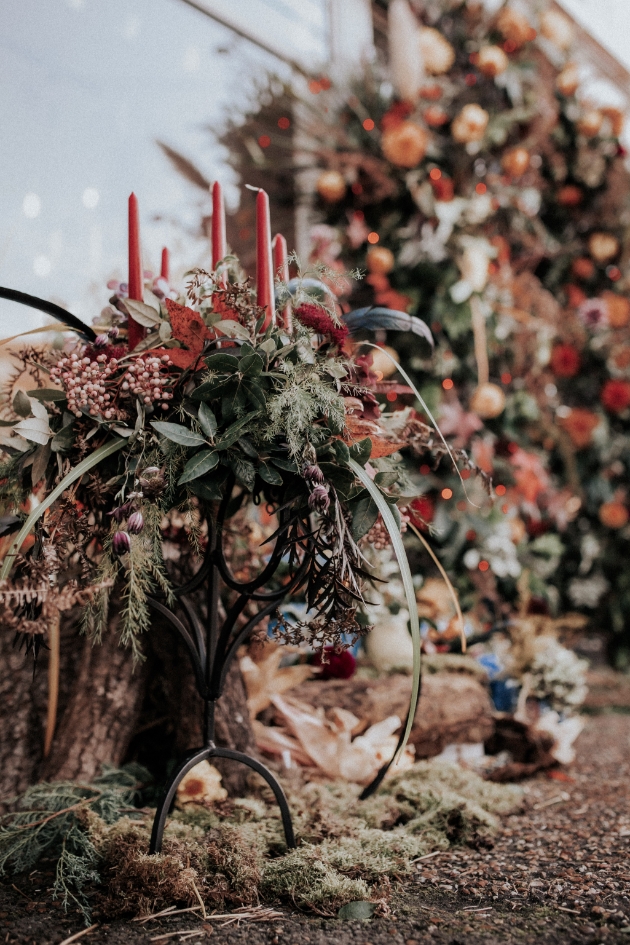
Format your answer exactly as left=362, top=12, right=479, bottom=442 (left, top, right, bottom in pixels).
left=1, top=0, right=630, bottom=338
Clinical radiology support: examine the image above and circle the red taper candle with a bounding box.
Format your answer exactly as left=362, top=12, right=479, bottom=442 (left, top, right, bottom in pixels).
left=127, top=192, right=145, bottom=350
left=256, top=189, right=274, bottom=330
left=160, top=246, right=170, bottom=281
left=272, top=233, right=291, bottom=332
left=212, top=181, right=227, bottom=285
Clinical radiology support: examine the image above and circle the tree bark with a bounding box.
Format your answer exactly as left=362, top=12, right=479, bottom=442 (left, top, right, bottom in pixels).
left=38, top=610, right=148, bottom=783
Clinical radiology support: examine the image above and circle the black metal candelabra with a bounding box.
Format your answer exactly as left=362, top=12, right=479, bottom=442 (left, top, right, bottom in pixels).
left=147, top=475, right=308, bottom=854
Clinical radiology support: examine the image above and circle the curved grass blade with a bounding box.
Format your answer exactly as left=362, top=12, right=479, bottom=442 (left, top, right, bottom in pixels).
left=0, top=438, right=125, bottom=580
left=0, top=287, right=96, bottom=342
left=358, top=341, right=479, bottom=508
left=348, top=459, right=420, bottom=763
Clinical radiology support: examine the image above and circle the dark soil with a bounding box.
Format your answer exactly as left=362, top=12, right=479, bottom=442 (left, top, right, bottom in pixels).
left=2, top=709, right=630, bottom=944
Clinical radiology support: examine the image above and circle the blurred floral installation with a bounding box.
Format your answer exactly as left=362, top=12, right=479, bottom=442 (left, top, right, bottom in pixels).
left=188, top=0, right=630, bottom=676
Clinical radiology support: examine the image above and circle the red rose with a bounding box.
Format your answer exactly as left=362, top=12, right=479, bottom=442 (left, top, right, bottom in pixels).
left=601, top=379, right=630, bottom=413
left=550, top=344, right=581, bottom=377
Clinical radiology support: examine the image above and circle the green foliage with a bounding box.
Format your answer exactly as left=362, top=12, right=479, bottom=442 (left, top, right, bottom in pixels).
left=0, top=761, right=520, bottom=921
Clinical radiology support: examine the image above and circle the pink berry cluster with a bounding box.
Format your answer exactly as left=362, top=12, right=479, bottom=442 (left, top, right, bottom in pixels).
left=51, top=352, right=174, bottom=420
left=51, top=353, right=121, bottom=418
left=121, top=355, right=174, bottom=410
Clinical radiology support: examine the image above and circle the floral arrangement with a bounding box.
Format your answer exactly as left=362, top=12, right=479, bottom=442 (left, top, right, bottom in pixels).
left=220, top=0, right=630, bottom=658
left=0, top=186, right=489, bottom=754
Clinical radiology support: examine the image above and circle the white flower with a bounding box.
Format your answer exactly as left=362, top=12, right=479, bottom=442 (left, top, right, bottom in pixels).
left=568, top=573, right=609, bottom=608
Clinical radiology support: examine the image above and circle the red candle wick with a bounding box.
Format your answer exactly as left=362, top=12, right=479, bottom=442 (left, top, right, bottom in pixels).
left=127, top=192, right=145, bottom=350
left=273, top=233, right=291, bottom=332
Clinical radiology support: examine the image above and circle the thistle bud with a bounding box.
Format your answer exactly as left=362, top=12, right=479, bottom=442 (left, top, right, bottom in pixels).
left=309, top=484, right=330, bottom=514
left=94, top=333, right=109, bottom=348
left=108, top=326, right=120, bottom=340
left=107, top=501, right=132, bottom=523
left=127, top=511, right=144, bottom=535
left=113, top=530, right=132, bottom=556
left=302, top=463, right=325, bottom=484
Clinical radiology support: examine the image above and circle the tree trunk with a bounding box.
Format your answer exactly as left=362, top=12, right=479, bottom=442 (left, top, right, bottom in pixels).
left=38, top=609, right=148, bottom=783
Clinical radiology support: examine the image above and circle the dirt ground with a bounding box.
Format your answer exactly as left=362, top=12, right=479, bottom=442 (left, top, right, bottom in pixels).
left=2, top=701, right=630, bottom=944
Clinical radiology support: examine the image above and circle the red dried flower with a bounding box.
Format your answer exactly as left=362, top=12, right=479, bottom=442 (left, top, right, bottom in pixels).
left=380, top=100, right=414, bottom=132
left=313, top=646, right=356, bottom=680
left=550, top=344, right=581, bottom=378
left=294, top=302, right=349, bottom=347
left=601, top=379, right=630, bottom=413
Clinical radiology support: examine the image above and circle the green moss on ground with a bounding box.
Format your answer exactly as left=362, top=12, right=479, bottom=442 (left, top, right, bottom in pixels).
left=0, top=762, right=521, bottom=921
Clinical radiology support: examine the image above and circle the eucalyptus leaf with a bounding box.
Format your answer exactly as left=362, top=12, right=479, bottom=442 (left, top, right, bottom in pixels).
left=198, top=402, right=217, bottom=439
left=214, top=319, right=250, bottom=340
left=158, top=321, right=172, bottom=341
left=178, top=449, right=219, bottom=484
left=14, top=417, right=52, bottom=445
left=124, top=298, right=162, bottom=327
left=151, top=421, right=207, bottom=448
left=31, top=442, right=51, bottom=486
left=27, top=388, right=67, bottom=403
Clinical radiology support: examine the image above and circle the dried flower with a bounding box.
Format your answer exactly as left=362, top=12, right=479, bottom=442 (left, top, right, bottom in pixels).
left=294, top=302, right=348, bottom=346
left=302, top=463, right=325, bottom=484
left=477, top=45, right=509, bottom=78
left=601, top=379, right=630, bottom=414
left=418, top=27, right=455, bottom=75
left=94, top=333, right=109, bottom=348
left=107, top=501, right=133, bottom=523
left=137, top=467, right=166, bottom=497
left=309, top=484, right=330, bottom=514
left=451, top=104, right=489, bottom=144
left=381, top=122, right=429, bottom=168
left=126, top=511, right=144, bottom=535
left=113, top=531, right=132, bottom=556
left=577, top=298, right=608, bottom=329
left=558, top=408, right=599, bottom=448
left=550, top=344, right=581, bottom=378
left=599, top=501, right=629, bottom=529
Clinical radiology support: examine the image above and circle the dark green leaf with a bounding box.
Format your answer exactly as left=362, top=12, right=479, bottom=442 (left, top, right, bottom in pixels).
left=198, top=402, right=217, bottom=439
left=332, top=439, right=351, bottom=465
left=239, top=352, right=263, bottom=376
left=227, top=455, right=256, bottom=490
left=242, top=379, right=267, bottom=409
left=51, top=422, right=76, bottom=453
left=270, top=457, right=298, bottom=473
left=221, top=383, right=247, bottom=421
left=27, top=388, right=67, bottom=403
left=204, top=352, right=240, bottom=373
left=178, top=449, right=219, bottom=484
left=238, top=436, right=259, bottom=459
left=351, top=495, right=379, bottom=540
left=319, top=461, right=356, bottom=498
left=215, top=410, right=260, bottom=450
left=375, top=471, right=398, bottom=487
left=13, top=390, right=32, bottom=417
left=258, top=462, right=283, bottom=486
left=151, top=421, right=207, bottom=448
left=191, top=376, right=231, bottom=401
left=349, top=438, right=372, bottom=466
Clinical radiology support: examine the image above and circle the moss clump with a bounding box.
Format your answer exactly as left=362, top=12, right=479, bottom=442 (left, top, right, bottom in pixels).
left=2, top=761, right=522, bottom=921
